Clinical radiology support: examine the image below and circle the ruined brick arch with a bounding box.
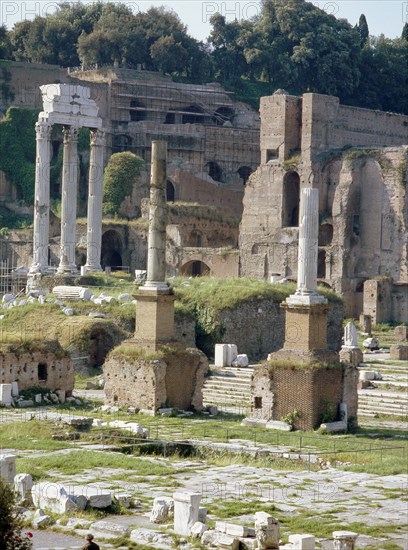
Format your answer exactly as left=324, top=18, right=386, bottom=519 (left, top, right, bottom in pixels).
left=206, top=161, right=224, bottom=183
left=101, top=229, right=123, bottom=271
left=129, top=99, right=146, bottom=122
left=318, top=249, right=326, bottom=279
left=213, top=106, right=235, bottom=126
left=282, top=171, right=300, bottom=227
left=182, top=105, right=205, bottom=124
left=167, top=179, right=175, bottom=202
left=238, top=166, right=253, bottom=185
left=180, top=260, right=211, bottom=276
left=319, top=223, right=333, bottom=246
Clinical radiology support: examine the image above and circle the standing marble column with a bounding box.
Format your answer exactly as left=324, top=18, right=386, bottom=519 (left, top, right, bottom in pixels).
left=142, top=140, right=168, bottom=291
left=287, top=188, right=326, bottom=305
left=30, top=120, right=51, bottom=274
left=85, top=128, right=105, bottom=272
left=58, top=125, right=79, bottom=274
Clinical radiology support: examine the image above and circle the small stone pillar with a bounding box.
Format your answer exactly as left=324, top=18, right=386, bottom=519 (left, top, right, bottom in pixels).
left=30, top=120, right=51, bottom=274
left=359, top=314, right=371, bottom=335
left=85, top=128, right=105, bottom=272
left=254, top=512, right=279, bottom=549
left=58, top=125, right=79, bottom=274
left=173, top=491, right=201, bottom=536
left=0, top=384, right=13, bottom=406
left=0, top=454, right=17, bottom=484
left=339, top=322, right=363, bottom=367
left=333, top=531, right=358, bottom=550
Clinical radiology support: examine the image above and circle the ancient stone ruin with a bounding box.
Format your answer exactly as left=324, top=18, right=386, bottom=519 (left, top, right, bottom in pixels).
left=29, top=83, right=105, bottom=276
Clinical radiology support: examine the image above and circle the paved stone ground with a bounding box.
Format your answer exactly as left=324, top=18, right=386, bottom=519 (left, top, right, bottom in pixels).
left=31, top=530, right=85, bottom=550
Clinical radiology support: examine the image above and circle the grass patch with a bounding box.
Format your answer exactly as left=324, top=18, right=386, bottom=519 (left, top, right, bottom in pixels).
left=0, top=421, right=70, bottom=452
left=17, top=449, right=177, bottom=480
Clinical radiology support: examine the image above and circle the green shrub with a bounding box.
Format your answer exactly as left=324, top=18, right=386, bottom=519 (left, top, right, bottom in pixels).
left=103, top=152, right=145, bottom=215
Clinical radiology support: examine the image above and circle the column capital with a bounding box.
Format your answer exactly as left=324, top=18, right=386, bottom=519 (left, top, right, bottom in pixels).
left=62, top=125, right=79, bottom=143
left=35, top=120, right=51, bottom=139
left=90, top=128, right=106, bottom=147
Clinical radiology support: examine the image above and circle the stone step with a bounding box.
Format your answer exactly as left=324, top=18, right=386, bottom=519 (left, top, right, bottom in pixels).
left=202, top=393, right=251, bottom=405
left=358, top=393, right=407, bottom=405
left=208, top=368, right=254, bottom=379
left=203, top=379, right=252, bottom=391
left=359, top=389, right=408, bottom=399
left=372, top=379, right=408, bottom=388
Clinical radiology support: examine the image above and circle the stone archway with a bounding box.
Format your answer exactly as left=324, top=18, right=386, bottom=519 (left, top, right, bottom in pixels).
left=206, top=161, right=223, bottom=183
left=167, top=180, right=175, bottom=202
left=181, top=260, right=210, bottom=276
left=101, top=229, right=123, bottom=271
left=319, top=223, right=333, bottom=246
left=282, top=172, right=300, bottom=227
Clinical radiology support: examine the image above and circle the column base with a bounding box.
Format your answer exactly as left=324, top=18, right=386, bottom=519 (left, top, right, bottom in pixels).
left=57, top=264, right=78, bottom=275
left=83, top=264, right=102, bottom=273
left=28, top=264, right=52, bottom=275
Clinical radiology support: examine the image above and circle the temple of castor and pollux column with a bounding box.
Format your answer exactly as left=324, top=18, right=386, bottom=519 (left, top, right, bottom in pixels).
left=0, top=69, right=407, bottom=322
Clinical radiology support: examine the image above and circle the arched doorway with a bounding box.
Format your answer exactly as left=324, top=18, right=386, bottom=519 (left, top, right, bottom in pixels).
left=181, top=260, right=210, bottom=276
left=282, top=172, right=300, bottom=227
left=238, top=166, right=253, bottom=185
left=206, top=161, right=223, bottom=183
left=318, top=250, right=326, bottom=279
left=212, top=106, right=234, bottom=126
left=167, top=180, right=175, bottom=202
left=101, top=230, right=123, bottom=271
left=129, top=100, right=146, bottom=122
left=318, top=223, right=333, bottom=246
left=182, top=106, right=204, bottom=124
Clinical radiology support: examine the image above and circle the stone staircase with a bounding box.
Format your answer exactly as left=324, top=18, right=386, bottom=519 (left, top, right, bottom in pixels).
left=357, top=361, right=408, bottom=419
left=202, top=366, right=254, bottom=414
left=202, top=359, right=408, bottom=420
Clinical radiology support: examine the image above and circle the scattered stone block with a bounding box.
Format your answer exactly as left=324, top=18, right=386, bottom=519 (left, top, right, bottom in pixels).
left=14, top=473, right=33, bottom=504
left=390, top=345, right=408, bottom=360
left=150, top=496, right=174, bottom=523
left=118, top=293, right=132, bottom=302
left=173, top=491, right=201, bottom=536
left=56, top=389, right=66, bottom=403
left=130, top=528, right=174, bottom=549
left=202, top=530, right=220, bottom=546
left=254, top=512, right=279, bottom=550
left=231, top=354, right=249, bottom=367
left=33, top=509, right=52, bottom=529
left=69, top=485, right=112, bottom=508
left=35, top=393, right=42, bottom=403
left=66, top=517, right=92, bottom=529
left=215, top=344, right=229, bottom=367
left=0, top=384, right=13, bottom=406
left=216, top=533, right=240, bottom=549
left=320, top=420, right=347, bottom=433
left=363, top=338, right=379, bottom=350
left=90, top=520, right=130, bottom=537
left=32, top=482, right=78, bottom=514
left=63, top=417, right=93, bottom=430
left=288, top=534, right=316, bottom=550
left=0, top=454, right=16, bottom=483
left=53, top=286, right=92, bottom=301
left=339, top=348, right=363, bottom=367
left=191, top=521, right=208, bottom=538
left=113, top=492, right=132, bottom=508
left=11, top=381, right=19, bottom=397
left=198, top=507, right=207, bottom=522
left=18, top=399, right=34, bottom=408
left=333, top=531, right=358, bottom=550
left=265, top=420, right=292, bottom=431
left=394, top=326, right=408, bottom=341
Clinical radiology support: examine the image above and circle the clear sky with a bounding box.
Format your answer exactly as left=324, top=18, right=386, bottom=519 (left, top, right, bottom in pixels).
left=1, top=0, right=405, bottom=40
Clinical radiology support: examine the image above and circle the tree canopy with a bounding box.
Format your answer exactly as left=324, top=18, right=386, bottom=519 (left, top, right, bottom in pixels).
left=0, top=0, right=406, bottom=113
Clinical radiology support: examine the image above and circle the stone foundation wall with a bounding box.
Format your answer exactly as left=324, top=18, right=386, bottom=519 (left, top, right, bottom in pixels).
left=217, top=299, right=342, bottom=361
left=0, top=351, right=74, bottom=394
left=104, top=346, right=208, bottom=411
left=251, top=363, right=345, bottom=431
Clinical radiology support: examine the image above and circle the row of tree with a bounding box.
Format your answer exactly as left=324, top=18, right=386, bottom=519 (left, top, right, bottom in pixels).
left=0, top=0, right=407, bottom=114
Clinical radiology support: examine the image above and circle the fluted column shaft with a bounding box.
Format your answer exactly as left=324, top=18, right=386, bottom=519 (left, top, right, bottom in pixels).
left=58, top=125, right=79, bottom=274
left=30, top=120, right=51, bottom=274
left=296, top=188, right=319, bottom=295
left=85, top=128, right=105, bottom=271
left=143, top=140, right=168, bottom=291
